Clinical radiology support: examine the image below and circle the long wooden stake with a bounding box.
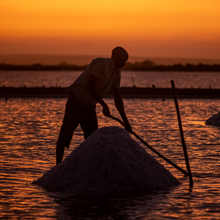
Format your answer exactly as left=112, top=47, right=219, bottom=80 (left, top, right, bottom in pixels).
left=171, top=80, right=193, bottom=188
left=108, top=115, right=188, bottom=176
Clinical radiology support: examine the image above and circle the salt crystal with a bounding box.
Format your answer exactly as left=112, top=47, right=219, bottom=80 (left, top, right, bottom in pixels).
left=34, top=126, right=180, bottom=194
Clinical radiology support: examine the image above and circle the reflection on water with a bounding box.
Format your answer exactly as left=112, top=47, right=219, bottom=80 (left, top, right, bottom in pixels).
left=52, top=179, right=220, bottom=220
left=0, top=98, right=220, bottom=219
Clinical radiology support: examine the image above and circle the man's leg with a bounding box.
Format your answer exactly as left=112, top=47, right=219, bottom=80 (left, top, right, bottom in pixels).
left=80, top=105, right=98, bottom=139
left=56, top=94, right=80, bottom=165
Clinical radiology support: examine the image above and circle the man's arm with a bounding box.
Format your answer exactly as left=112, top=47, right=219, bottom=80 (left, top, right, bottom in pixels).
left=86, top=74, right=110, bottom=116
left=114, top=88, right=132, bottom=132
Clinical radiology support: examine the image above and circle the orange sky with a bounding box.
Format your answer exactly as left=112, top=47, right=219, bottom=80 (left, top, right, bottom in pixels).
left=1, top=0, right=220, bottom=58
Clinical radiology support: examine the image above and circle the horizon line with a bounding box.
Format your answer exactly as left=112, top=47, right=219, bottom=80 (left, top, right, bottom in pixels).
left=0, top=53, right=220, bottom=60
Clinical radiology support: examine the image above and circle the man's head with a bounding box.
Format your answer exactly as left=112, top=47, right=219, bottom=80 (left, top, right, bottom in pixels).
left=111, top=47, right=129, bottom=69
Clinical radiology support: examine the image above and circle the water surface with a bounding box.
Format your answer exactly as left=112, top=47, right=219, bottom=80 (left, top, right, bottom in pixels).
left=1, top=70, right=220, bottom=88
left=1, top=97, right=220, bottom=219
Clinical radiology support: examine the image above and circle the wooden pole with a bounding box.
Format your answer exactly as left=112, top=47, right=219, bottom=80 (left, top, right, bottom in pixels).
left=171, top=80, right=193, bottom=189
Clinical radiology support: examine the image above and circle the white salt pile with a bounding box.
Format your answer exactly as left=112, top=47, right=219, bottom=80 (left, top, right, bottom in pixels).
left=34, top=126, right=180, bottom=194
left=206, top=112, right=220, bottom=126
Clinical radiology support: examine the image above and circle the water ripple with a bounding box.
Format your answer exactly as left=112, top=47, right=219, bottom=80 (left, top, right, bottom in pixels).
left=1, top=98, right=220, bottom=219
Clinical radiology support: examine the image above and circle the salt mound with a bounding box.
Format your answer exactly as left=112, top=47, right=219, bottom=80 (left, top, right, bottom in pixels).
left=206, top=112, right=220, bottom=126
left=34, top=126, right=180, bottom=194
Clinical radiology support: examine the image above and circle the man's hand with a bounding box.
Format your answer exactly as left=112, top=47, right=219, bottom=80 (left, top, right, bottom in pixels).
left=102, top=103, right=110, bottom=117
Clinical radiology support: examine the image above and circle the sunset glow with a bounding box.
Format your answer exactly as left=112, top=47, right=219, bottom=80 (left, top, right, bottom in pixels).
left=1, top=0, right=220, bottom=58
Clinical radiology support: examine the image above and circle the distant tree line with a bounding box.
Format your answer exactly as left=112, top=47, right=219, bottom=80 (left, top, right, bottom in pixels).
left=0, top=62, right=88, bottom=71
left=123, top=60, right=220, bottom=71
left=0, top=60, right=220, bottom=71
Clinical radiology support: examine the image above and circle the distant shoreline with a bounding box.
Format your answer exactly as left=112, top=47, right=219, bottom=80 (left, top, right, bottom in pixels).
left=1, top=87, right=220, bottom=99
left=0, top=54, right=220, bottom=66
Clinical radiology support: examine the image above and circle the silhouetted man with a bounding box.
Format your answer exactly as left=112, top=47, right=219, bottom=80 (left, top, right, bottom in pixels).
left=56, top=46, right=132, bottom=165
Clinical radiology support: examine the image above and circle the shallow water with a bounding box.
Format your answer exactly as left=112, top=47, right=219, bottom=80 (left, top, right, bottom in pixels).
left=1, top=97, right=220, bottom=219
left=1, top=70, right=220, bottom=88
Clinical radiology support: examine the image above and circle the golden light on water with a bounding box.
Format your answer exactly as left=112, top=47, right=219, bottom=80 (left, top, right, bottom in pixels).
left=1, top=97, right=220, bottom=218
